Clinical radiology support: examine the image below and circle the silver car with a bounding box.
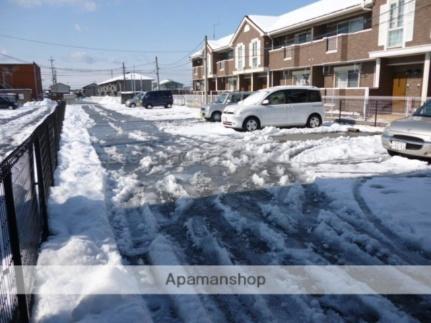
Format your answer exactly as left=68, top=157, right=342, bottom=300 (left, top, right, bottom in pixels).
left=126, top=92, right=145, bottom=108
left=201, top=92, right=250, bottom=122
left=382, top=100, right=431, bottom=160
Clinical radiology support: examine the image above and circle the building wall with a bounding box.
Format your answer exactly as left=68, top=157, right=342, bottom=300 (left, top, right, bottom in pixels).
left=0, top=63, right=43, bottom=100
left=195, top=0, right=431, bottom=97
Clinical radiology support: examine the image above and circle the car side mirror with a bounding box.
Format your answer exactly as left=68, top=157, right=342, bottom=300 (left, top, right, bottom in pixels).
left=262, top=99, right=269, bottom=105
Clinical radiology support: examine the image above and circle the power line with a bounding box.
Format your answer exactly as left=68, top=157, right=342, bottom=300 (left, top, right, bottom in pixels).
left=0, top=33, right=198, bottom=54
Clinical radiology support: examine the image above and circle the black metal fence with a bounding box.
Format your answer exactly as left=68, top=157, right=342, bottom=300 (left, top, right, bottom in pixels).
left=0, top=101, right=66, bottom=323
left=323, top=96, right=426, bottom=126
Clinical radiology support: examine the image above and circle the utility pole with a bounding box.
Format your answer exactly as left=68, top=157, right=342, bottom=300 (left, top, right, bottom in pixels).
left=155, top=56, right=160, bottom=90
left=132, top=65, right=136, bottom=93
left=49, top=57, right=57, bottom=85
left=203, top=35, right=208, bottom=105
left=122, top=62, right=127, bottom=92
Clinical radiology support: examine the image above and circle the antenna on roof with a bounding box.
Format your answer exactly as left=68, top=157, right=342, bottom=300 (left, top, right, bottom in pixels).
left=212, top=23, right=220, bottom=39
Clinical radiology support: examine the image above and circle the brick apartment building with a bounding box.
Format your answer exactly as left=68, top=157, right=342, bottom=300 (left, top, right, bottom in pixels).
left=0, top=63, right=43, bottom=100
left=192, top=0, right=431, bottom=103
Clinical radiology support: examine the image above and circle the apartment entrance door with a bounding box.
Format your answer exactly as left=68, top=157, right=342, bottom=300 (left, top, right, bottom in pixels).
left=392, top=74, right=407, bottom=113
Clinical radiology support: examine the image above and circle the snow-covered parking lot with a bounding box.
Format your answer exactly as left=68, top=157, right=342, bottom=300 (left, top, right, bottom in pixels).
left=34, top=97, right=431, bottom=322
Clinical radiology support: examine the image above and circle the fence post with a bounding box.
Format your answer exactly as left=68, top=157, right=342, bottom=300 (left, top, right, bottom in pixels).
left=338, top=99, right=343, bottom=121
left=2, top=169, right=30, bottom=323
left=34, top=138, right=49, bottom=240
left=374, top=100, right=378, bottom=127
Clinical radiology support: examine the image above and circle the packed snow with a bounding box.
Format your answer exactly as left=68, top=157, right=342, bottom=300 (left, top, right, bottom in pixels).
left=33, top=105, right=152, bottom=323
left=0, top=99, right=57, bottom=162
left=37, top=96, right=431, bottom=321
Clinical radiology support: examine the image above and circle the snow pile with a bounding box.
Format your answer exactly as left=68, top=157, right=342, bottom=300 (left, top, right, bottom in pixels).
left=33, top=105, right=151, bottom=323
left=89, top=96, right=199, bottom=121
left=23, top=98, right=57, bottom=109
left=0, top=99, right=57, bottom=162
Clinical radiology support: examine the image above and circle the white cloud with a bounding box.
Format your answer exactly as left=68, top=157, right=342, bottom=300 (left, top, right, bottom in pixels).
left=74, top=23, right=82, bottom=32
left=10, top=0, right=97, bottom=11
left=69, top=51, right=96, bottom=64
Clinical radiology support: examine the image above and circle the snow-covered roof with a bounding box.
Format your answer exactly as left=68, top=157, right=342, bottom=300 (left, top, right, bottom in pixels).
left=248, top=15, right=279, bottom=33
left=193, top=0, right=368, bottom=57
left=98, top=73, right=153, bottom=86
left=268, top=0, right=368, bottom=34
left=160, top=79, right=183, bottom=85
left=208, top=34, right=233, bottom=51
left=191, top=34, right=234, bottom=58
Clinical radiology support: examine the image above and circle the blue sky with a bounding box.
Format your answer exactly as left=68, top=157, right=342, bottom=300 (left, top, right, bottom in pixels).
left=0, top=0, right=315, bottom=89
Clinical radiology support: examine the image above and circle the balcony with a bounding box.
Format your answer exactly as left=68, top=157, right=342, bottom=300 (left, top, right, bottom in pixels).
left=268, top=45, right=299, bottom=70
left=267, top=29, right=375, bottom=70
left=215, top=59, right=234, bottom=77
left=193, top=66, right=203, bottom=80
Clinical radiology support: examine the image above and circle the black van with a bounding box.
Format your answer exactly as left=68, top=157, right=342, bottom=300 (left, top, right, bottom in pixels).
left=141, top=91, right=173, bottom=109
left=0, top=96, right=18, bottom=110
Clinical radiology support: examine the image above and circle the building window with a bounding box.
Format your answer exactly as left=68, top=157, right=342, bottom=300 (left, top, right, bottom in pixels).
left=292, top=70, right=311, bottom=86
left=236, top=44, right=245, bottom=70
left=250, top=39, right=260, bottom=68
left=295, top=30, right=312, bottom=44
left=335, top=65, right=360, bottom=88
left=388, top=0, right=405, bottom=48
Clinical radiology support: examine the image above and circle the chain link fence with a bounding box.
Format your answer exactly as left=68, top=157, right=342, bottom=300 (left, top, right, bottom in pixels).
left=0, top=101, right=66, bottom=323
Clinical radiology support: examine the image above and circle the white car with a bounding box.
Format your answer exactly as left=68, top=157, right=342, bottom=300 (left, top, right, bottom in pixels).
left=222, top=86, right=325, bottom=131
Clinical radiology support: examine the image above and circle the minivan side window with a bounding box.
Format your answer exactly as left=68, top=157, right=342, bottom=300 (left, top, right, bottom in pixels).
left=267, top=91, right=286, bottom=105
left=308, top=90, right=322, bottom=102
left=285, top=90, right=308, bottom=104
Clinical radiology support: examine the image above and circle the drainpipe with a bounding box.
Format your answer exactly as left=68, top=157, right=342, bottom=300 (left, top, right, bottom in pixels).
left=421, top=53, right=430, bottom=104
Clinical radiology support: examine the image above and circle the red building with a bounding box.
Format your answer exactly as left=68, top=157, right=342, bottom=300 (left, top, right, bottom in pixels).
left=0, top=63, right=43, bottom=100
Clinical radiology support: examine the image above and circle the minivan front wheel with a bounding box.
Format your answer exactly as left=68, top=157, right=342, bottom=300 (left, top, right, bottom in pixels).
left=165, top=104, right=172, bottom=109
left=243, top=117, right=260, bottom=132
left=307, top=114, right=322, bottom=128
left=145, top=104, right=153, bottom=109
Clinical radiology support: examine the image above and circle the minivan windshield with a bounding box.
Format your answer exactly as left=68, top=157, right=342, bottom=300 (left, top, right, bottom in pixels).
left=214, top=93, right=229, bottom=104
left=240, top=90, right=270, bottom=106
left=413, top=101, right=431, bottom=117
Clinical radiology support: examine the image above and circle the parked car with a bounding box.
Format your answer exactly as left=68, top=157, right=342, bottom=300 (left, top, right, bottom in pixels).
left=201, top=92, right=250, bottom=122
left=0, top=96, right=18, bottom=110
left=141, top=90, right=173, bottom=109
left=382, top=100, right=431, bottom=160
left=221, top=86, right=324, bottom=131
left=126, top=92, right=145, bottom=108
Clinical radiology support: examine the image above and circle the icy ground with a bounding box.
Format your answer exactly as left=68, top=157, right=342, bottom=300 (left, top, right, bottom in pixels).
left=46, top=97, right=431, bottom=322
left=0, top=99, right=57, bottom=162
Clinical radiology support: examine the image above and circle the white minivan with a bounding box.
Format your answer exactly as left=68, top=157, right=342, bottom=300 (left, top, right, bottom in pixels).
left=222, top=86, right=325, bottom=131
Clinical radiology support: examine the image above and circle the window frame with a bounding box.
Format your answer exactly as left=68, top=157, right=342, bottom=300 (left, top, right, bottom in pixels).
left=334, top=65, right=360, bottom=88
left=387, top=0, right=405, bottom=48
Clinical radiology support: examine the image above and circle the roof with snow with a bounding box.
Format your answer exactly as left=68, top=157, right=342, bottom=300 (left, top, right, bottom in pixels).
left=98, top=73, right=153, bottom=86
left=192, top=34, right=234, bottom=58
left=159, top=79, right=183, bottom=85
left=266, top=0, right=369, bottom=34
left=192, top=0, right=369, bottom=58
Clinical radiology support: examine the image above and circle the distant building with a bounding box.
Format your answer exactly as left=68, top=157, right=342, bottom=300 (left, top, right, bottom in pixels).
left=97, top=73, right=153, bottom=96
left=82, top=82, right=98, bottom=97
left=50, top=82, right=71, bottom=94
left=50, top=82, right=71, bottom=100
left=0, top=63, right=43, bottom=100
left=155, top=79, right=184, bottom=90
